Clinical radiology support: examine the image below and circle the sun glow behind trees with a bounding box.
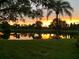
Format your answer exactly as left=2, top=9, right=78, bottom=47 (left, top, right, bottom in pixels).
left=9, top=16, right=79, bottom=27
left=2, top=0, right=76, bottom=27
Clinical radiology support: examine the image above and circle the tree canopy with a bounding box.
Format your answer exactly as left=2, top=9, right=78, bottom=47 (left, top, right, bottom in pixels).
left=0, top=0, right=73, bottom=21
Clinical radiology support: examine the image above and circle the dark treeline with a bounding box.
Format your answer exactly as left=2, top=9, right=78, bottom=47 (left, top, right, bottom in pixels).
left=10, top=20, right=79, bottom=31
left=0, top=20, right=79, bottom=40
left=0, top=20, right=79, bottom=33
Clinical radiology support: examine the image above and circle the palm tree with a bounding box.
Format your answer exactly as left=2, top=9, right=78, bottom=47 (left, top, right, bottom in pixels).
left=53, top=0, right=73, bottom=19
left=28, top=9, right=43, bottom=21
left=31, top=0, right=55, bottom=20
left=42, top=0, right=55, bottom=20
left=42, top=0, right=73, bottom=20
left=45, top=0, right=73, bottom=30
left=54, top=0, right=73, bottom=30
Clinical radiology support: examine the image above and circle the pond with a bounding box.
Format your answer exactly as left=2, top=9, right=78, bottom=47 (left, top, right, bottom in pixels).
left=0, top=32, right=76, bottom=40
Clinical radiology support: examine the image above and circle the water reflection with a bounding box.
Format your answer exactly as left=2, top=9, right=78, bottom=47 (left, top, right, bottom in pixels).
left=42, top=34, right=50, bottom=39
left=0, top=32, right=76, bottom=40
left=9, top=33, right=33, bottom=40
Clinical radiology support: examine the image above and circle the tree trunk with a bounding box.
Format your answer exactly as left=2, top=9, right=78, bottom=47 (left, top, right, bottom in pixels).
left=56, top=13, right=58, bottom=19
left=56, top=11, right=59, bottom=19
left=55, top=11, right=59, bottom=30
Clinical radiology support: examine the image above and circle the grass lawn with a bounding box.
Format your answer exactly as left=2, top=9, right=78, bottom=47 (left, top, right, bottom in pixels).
left=0, top=39, right=79, bottom=59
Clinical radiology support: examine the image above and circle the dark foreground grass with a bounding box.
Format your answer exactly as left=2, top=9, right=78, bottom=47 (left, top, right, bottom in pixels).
left=0, top=39, right=79, bottom=59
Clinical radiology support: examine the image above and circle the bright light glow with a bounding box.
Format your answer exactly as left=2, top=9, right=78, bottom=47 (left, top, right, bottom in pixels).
left=42, top=34, right=50, bottom=39
left=9, top=16, right=79, bottom=26
left=60, top=35, right=65, bottom=39
left=8, top=21, right=15, bottom=25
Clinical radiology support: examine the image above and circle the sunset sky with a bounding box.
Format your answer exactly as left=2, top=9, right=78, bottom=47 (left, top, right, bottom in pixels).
left=66, top=0, right=79, bottom=17
left=10, top=0, right=79, bottom=27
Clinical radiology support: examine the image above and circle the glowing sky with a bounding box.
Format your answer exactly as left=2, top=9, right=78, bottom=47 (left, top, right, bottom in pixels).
left=9, top=0, right=79, bottom=27
left=62, top=0, right=79, bottom=24
left=66, top=0, right=79, bottom=18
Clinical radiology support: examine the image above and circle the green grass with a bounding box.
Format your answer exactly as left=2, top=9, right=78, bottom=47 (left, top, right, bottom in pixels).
left=0, top=39, right=79, bottom=59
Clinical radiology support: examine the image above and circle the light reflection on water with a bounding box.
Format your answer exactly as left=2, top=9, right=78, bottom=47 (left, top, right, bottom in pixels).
left=42, top=34, right=50, bottom=39
left=0, top=32, right=72, bottom=40
left=9, top=33, right=33, bottom=40
left=9, top=34, right=71, bottom=40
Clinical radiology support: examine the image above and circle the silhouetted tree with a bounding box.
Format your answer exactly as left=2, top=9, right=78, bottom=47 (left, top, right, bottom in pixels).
left=34, top=21, right=42, bottom=29
left=48, top=0, right=73, bottom=30
left=1, top=0, right=31, bottom=21
left=42, top=0, right=55, bottom=20
left=50, top=0, right=73, bottom=19
left=1, top=21, right=10, bottom=39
